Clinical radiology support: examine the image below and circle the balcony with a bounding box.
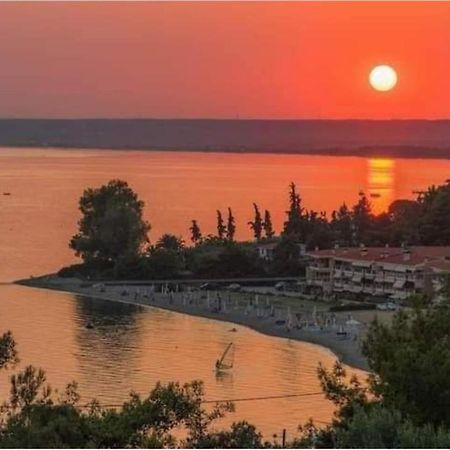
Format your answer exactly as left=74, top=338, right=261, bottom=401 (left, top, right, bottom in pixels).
left=309, top=266, right=332, bottom=273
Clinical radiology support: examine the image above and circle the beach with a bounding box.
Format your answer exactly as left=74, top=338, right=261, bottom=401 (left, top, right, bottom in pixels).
left=13, top=276, right=394, bottom=371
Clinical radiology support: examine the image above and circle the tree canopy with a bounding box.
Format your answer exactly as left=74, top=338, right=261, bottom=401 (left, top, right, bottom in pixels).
left=70, top=180, right=150, bottom=266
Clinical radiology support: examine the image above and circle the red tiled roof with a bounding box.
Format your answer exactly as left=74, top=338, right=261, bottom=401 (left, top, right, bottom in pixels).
left=424, top=259, right=450, bottom=272
left=306, top=246, right=450, bottom=268
left=256, top=242, right=278, bottom=250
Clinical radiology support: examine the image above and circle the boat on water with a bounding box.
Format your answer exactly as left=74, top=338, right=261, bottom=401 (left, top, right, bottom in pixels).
left=215, top=342, right=234, bottom=372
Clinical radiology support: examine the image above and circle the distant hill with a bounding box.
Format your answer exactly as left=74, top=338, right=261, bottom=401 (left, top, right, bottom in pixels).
left=1, top=119, right=450, bottom=158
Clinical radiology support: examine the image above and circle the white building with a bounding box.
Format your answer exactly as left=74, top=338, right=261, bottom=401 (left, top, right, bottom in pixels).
left=306, top=246, right=450, bottom=301
left=256, top=241, right=306, bottom=261
left=256, top=242, right=278, bottom=261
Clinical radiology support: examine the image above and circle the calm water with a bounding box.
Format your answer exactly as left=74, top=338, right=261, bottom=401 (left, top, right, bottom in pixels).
left=0, top=147, right=448, bottom=437
left=1, top=148, right=450, bottom=282
left=0, top=284, right=353, bottom=438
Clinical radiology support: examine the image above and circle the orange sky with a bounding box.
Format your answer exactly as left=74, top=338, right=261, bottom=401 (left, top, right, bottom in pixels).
left=0, top=2, right=449, bottom=119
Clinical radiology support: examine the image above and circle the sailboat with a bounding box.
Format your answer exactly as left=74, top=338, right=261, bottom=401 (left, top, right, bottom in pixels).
left=215, top=343, right=234, bottom=372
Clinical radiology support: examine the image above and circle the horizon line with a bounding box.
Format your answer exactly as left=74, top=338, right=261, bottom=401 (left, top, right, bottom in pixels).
left=1, top=117, right=450, bottom=122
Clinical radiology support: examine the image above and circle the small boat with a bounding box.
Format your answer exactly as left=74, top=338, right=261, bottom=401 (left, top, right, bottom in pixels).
left=85, top=321, right=94, bottom=329
left=2, top=192, right=11, bottom=196
left=215, top=343, right=234, bottom=372
left=370, top=193, right=381, bottom=198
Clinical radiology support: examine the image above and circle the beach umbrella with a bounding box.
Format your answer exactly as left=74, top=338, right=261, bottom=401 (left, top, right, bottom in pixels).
left=346, top=318, right=362, bottom=327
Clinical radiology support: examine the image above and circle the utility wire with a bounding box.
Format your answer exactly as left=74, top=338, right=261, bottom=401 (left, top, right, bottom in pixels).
left=73, top=391, right=324, bottom=409
left=202, top=391, right=324, bottom=404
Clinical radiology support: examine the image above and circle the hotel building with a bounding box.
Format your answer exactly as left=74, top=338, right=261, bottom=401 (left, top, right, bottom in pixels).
left=306, top=246, right=450, bottom=301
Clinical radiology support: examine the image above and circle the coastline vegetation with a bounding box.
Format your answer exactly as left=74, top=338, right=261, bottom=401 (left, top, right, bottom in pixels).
left=9, top=178, right=450, bottom=447
left=60, top=179, right=450, bottom=281
left=3, top=287, right=450, bottom=447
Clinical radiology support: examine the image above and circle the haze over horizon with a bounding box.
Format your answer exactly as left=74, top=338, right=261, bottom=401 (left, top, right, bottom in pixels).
left=1, top=2, right=449, bottom=120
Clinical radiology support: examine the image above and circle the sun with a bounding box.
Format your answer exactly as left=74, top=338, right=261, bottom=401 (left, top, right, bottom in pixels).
left=369, top=65, right=398, bottom=92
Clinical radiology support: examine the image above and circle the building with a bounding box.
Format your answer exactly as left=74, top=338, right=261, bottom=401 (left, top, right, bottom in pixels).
left=256, top=242, right=278, bottom=261
left=256, top=241, right=306, bottom=261
left=306, top=246, right=450, bottom=301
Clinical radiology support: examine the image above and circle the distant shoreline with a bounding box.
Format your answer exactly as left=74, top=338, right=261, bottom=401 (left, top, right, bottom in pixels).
left=1, top=118, right=450, bottom=159
left=3, top=143, right=450, bottom=160
left=16, top=275, right=369, bottom=372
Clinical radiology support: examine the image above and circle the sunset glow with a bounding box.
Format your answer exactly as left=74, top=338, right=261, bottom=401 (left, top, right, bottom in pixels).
left=0, top=2, right=449, bottom=119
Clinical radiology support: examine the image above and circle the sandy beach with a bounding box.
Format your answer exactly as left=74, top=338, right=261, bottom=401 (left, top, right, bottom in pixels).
left=13, top=276, right=392, bottom=372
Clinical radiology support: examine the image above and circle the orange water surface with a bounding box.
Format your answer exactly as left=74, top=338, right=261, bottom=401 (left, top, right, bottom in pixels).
left=0, top=147, right=448, bottom=438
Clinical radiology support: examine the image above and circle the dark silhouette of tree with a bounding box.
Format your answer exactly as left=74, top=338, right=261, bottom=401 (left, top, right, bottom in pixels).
left=248, top=203, right=263, bottom=241
left=263, top=210, right=275, bottom=239
left=271, top=235, right=304, bottom=275
left=418, top=183, right=450, bottom=245
left=226, top=207, right=236, bottom=241
left=388, top=199, right=420, bottom=245
left=305, top=210, right=333, bottom=250
left=189, top=220, right=202, bottom=245
left=191, top=245, right=264, bottom=278
left=0, top=331, right=18, bottom=370
left=331, top=203, right=353, bottom=246
left=352, top=192, right=373, bottom=245
left=216, top=210, right=226, bottom=240
left=155, top=234, right=184, bottom=252
left=70, top=180, right=150, bottom=265
left=146, top=248, right=184, bottom=279
left=283, top=182, right=307, bottom=239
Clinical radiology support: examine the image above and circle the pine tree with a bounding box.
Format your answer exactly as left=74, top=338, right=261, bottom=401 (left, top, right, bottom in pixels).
left=248, top=203, right=263, bottom=241
left=189, top=220, right=202, bottom=245
left=226, top=207, right=236, bottom=241
left=216, top=210, right=227, bottom=240
left=283, top=182, right=306, bottom=238
left=352, top=192, right=373, bottom=245
left=263, top=209, right=275, bottom=238
left=331, top=203, right=353, bottom=246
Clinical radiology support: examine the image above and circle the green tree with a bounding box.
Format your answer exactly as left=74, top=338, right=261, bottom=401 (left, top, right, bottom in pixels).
left=196, top=421, right=265, bottom=448
left=146, top=248, right=184, bottom=279
left=263, top=209, right=275, bottom=239
left=226, top=208, right=236, bottom=242
left=190, top=244, right=263, bottom=278
left=333, top=406, right=450, bottom=449
left=0, top=331, right=18, bottom=370
left=0, top=375, right=235, bottom=448
left=216, top=210, right=226, bottom=240
left=0, top=333, right=271, bottom=449
left=189, top=220, right=202, bottom=245
left=362, top=306, right=450, bottom=427
left=70, top=180, right=150, bottom=266
left=248, top=203, right=263, bottom=241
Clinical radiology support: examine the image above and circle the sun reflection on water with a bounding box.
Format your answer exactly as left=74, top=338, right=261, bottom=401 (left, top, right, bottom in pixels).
left=367, top=158, right=395, bottom=213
